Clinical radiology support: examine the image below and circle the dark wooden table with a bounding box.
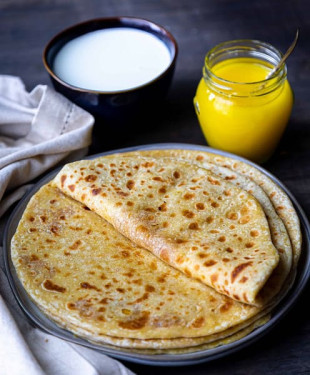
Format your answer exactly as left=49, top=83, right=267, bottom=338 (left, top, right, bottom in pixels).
left=1, top=0, right=309, bottom=374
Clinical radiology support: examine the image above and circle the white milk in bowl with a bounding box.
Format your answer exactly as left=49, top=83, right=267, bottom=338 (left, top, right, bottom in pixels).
left=53, top=27, right=172, bottom=92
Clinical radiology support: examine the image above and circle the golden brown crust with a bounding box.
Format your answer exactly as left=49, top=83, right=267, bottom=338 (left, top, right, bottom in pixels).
left=11, top=148, right=301, bottom=352
left=53, top=157, right=280, bottom=305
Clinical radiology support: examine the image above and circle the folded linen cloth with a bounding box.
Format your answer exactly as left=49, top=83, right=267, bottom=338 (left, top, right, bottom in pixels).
left=0, top=76, right=135, bottom=375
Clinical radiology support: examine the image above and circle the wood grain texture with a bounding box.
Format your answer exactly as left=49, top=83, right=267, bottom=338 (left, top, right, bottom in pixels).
left=0, top=0, right=309, bottom=373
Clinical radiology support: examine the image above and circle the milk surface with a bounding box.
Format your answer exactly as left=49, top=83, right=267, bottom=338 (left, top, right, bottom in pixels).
left=53, top=28, right=172, bottom=91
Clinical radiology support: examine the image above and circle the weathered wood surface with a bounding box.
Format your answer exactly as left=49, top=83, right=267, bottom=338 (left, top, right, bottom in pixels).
left=1, top=0, right=309, bottom=373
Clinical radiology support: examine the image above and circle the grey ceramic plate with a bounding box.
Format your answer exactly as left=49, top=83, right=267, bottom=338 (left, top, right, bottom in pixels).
left=3, top=143, right=310, bottom=366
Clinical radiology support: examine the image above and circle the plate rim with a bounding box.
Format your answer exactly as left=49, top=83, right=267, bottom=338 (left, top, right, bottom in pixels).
left=3, top=142, right=310, bottom=366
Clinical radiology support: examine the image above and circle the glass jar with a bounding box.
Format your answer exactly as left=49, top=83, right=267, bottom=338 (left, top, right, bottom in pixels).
left=193, top=40, right=293, bottom=163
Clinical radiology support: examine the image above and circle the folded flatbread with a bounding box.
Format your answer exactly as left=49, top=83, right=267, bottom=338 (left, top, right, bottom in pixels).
left=105, top=150, right=296, bottom=305
left=53, top=156, right=280, bottom=305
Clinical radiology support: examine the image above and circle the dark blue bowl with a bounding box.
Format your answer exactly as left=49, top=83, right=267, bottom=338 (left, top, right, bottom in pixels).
left=43, top=17, right=178, bottom=132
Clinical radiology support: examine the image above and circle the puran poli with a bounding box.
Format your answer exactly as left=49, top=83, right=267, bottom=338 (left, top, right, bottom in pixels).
left=11, top=150, right=300, bottom=355
left=105, top=150, right=294, bottom=305
left=12, top=184, right=264, bottom=345
left=54, top=157, right=280, bottom=305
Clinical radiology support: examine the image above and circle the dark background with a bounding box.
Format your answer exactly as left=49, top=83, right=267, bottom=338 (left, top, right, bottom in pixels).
left=1, top=0, right=309, bottom=374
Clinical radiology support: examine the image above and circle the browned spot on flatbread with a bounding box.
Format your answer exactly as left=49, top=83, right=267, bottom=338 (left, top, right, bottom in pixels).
left=137, top=225, right=148, bottom=233
left=69, top=240, right=82, bottom=250
left=67, top=302, right=76, bottom=310
left=117, top=191, right=129, bottom=197
left=85, top=174, right=97, bottom=182
left=189, top=222, right=199, bottom=230
left=121, top=250, right=130, bottom=258
left=207, top=176, right=221, bottom=185
left=225, top=175, right=236, bottom=180
left=157, top=274, right=166, bottom=283
left=126, top=180, right=135, bottom=190
left=198, top=253, right=208, bottom=259
left=153, top=176, right=164, bottom=182
left=206, top=216, right=214, bottom=224
left=182, top=210, right=194, bottom=218
left=145, top=207, right=155, bottom=213
left=250, top=230, right=259, bottom=237
left=158, top=203, right=167, bottom=212
left=142, top=161, right=154, bottom=168
left=160, top=249, right=170, bottom=262
left=118, top=311, right=150, bottom=330
left=133, top=292, right=149, bottom=304
left=43, top=280, right=66, bottom=293
left=239, top=215, right=251, bottom=224
left=184, top=268, right=192, bottom=277
left=191, top=317, right=205, bottom=328
left=231, top=262, right=252, bottom=283
left=196, top=203, right=205, bottom=210
left=204, top=260, right=217, bottom=267
left=220, top=300, right=233, bottom=313
left=50, top=225, right=59, bottom=236
left=60, top=175, right=67, bottom=188
left=80, top=282, right=101, bottom=292
left=183, top=193, right=194, bottom=200
left=99, top=298, right=111, bottom=305
left=145, top=285, right=155, bottom=292
left=226, top=212, right=238, bottom=220
left=211, top=273, right=218, bottom=283
left=92, top=188, right=101, bottom=195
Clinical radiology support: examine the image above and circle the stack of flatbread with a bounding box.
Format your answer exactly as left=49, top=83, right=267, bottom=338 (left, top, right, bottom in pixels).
left=11, top=149, right=301, bottom=354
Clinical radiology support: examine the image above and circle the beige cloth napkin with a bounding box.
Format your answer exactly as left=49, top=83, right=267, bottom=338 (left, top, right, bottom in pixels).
left=0, top=76, right=135, bottom=375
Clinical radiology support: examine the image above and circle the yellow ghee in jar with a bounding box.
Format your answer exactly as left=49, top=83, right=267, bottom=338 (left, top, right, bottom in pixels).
left=194, top=57, right=293, bottom=163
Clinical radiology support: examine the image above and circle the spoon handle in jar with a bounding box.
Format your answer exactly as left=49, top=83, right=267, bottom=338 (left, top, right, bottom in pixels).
left=266, top=29, right=299, bottom=79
